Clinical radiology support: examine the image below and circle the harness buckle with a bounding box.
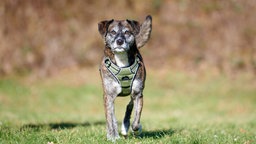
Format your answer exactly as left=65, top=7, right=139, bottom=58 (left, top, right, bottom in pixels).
left=105, top=59, right=111, bottom=68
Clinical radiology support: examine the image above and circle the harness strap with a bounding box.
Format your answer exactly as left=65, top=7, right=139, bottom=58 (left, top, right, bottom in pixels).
left=104, top=56, right=140, bottom=96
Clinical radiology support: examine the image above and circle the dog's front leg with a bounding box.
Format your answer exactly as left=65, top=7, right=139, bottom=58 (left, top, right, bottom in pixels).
left=104, top=94, right=119, bottom=141
left=131, top=92, right=143, bottom=135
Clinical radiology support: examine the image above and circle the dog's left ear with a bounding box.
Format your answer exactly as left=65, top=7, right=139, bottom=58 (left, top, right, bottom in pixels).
left=126, top=19, right=140, bottom=35
left=98, top=19, right=114, bottom=37
left=135, top=15, right=152, bottom=48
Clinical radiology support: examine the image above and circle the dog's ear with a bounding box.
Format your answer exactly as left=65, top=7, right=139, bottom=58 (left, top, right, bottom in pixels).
left=135, top=15, right=152, bottom=48
left=98, top=19, right=114, bottom=37
left=126, top=19, right=140, bottom=35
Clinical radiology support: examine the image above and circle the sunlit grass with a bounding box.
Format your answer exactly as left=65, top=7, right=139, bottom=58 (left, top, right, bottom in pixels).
left=0, top=68, right=255, bottom=143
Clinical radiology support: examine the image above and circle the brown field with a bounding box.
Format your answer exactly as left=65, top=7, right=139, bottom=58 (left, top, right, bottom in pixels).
left=0, top=0, right=255, bottom=76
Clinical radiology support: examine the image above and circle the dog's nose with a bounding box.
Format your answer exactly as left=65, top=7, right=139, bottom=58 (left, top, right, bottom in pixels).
left=116, top=39, right=124, bottom=45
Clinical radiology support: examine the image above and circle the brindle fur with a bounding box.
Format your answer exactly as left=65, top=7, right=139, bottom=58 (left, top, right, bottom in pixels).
left=98, top=15, right=152, bottom=141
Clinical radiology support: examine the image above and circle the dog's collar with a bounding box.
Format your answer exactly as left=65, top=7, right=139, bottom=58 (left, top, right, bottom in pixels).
left=104, top=56, right=141, bottom=96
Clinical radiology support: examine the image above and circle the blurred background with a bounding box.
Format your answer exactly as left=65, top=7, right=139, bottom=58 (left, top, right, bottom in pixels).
left=0, top=1, right=256, bottom=143
left=1, top=0, right=255, bottom=76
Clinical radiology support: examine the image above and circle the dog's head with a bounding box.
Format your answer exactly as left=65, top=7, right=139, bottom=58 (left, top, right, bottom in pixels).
left=98, top=15, right=152, bottom=53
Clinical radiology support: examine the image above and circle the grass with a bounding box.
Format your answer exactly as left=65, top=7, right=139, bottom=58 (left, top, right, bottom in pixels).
left=0, top=68, right=255, bottom=143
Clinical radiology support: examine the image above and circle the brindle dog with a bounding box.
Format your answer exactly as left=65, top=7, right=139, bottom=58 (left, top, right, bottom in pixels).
left=98, top=15, right=152, bottom=141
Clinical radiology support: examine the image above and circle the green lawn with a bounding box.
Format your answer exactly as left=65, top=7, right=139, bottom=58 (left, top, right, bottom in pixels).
left=0, top=68, right=255, bottom=143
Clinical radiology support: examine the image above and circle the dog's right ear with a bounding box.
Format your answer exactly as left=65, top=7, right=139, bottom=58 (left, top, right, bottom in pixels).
left=98, top=19, right=114, bottom=37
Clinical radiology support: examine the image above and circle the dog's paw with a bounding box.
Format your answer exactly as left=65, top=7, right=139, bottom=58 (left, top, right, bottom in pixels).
left=132, top=124, right=142, bottom=136
left=121, top=126, right=128, bottom=136
left=121, top=121, right=130, bottom=136
left=107, top=134, right=120, bottom=142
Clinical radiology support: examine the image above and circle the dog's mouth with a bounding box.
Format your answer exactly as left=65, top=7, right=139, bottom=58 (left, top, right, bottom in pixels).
left=113, top=47, right=126, bottom=52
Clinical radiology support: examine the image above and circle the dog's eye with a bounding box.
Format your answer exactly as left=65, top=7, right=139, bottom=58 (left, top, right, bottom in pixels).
left=110, top=30, right=116, bottom=35
left=125, top=31, right=131, bottom=36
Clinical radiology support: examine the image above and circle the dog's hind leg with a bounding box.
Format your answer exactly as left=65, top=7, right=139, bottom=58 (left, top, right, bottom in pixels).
left=131, top=93, right=143, bottom=135
left=121, top=98, right=133, bottom=137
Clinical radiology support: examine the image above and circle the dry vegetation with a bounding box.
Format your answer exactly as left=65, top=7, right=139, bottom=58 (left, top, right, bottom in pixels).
left=0, top=0, right=255, bottom=76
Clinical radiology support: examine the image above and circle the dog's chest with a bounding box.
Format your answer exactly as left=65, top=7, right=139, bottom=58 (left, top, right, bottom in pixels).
left=103, top=77, right=143, bottom=97
left=114, top=52, right=129, bottom=67
left=103, top=56, right=140, bottom=96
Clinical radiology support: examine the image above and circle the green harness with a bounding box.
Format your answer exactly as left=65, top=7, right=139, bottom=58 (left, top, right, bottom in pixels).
left=104, top=56, right=140, bottom=96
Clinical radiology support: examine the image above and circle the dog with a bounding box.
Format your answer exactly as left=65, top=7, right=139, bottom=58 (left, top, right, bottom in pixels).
left=98, top=15, right=152, bottom=141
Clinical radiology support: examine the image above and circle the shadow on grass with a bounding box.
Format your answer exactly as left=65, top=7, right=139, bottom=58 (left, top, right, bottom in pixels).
left=139, top=128, right=177, bottom=139
left=22, top=122, right=177, bottom=139
left=21, top=121, right=105, bottom=131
